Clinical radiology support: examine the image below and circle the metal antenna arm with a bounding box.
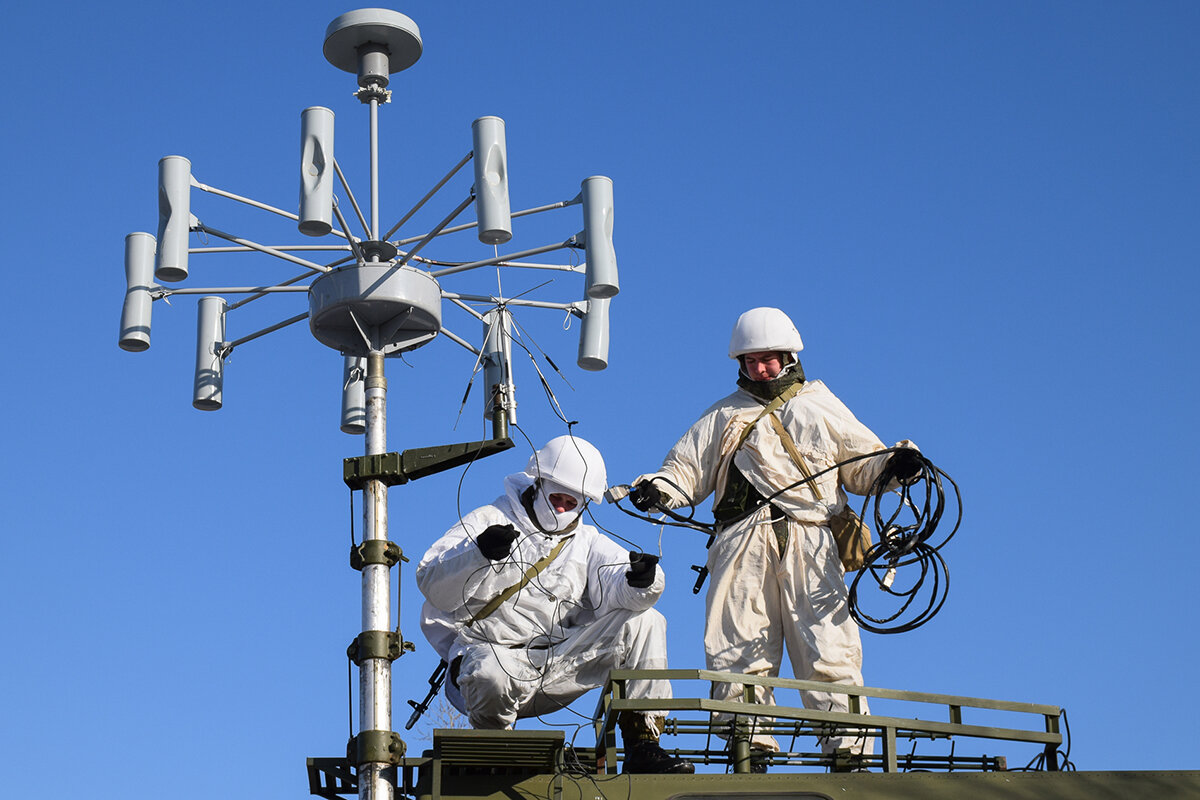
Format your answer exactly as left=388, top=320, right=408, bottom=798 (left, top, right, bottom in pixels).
left=222, top=311, right=311, bottom=354
left=190, top=245, right=353, bottom=254
left=332, top=158, right=371, bottom=238
left=438, top=325, right=482, bottom=356
left=194, top=224, right=332, bottom=273
left=381, top=151, right=474, bottom=242
left=192, top=179, right=302, bottom=223
left=330, top=199, right=367, bottom=263
left=491, top=261, right=582, bottom=272
left=150, top=285, right=311, bottom=297
left=442, top=291, right=577, bottom=312
left=446, top=297, right=486, bottom=321
left=412, top=257, right=580, bottom=272
left=227, top=264, right=339, bottom=311
left=430, top=240, right=575, bottom=279
left=394, top=194, right=475, bottom=267
left=192, top=179, right=350, bottom=244
left=393, top=197, right=582, bottom=246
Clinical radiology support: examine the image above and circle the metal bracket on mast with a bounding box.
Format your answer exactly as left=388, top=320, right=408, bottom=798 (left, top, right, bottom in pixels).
left=347, top=630, right=411, bottom=664
left=347, top=730, right=406, bottom=766
left=342, top=436, right=515, bottom=489
left=350, top=540, right=405, bottom=570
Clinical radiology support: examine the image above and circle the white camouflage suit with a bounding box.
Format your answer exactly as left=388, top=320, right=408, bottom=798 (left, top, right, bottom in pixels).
left=416, top=471, right=672, bottom=730
left=640, top=378, right=891, bottom=754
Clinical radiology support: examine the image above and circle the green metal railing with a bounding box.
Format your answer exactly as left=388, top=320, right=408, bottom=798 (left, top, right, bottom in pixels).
left=307, top=672, right=1066, bottom=797
left=592, top=669, right=1063, bottom=774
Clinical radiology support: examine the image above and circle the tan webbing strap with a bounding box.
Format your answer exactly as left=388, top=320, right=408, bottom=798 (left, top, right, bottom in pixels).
left=733, top=381, right=804, bottom=452
left=466, top=535, right=573, bottom=626
left=765, top=407, right=873, bottom=572
left=767, top=413, right=824, bottom=503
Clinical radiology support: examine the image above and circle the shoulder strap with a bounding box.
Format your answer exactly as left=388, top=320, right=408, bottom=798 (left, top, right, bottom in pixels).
left=733, top=381, right=804, bottom=452
left=467, top=534, right=574, bottom=626
left=767, top=413, right=824, bottom=503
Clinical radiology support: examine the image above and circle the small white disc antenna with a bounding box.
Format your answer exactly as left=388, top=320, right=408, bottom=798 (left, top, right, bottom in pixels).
left=323, top=9, right=423, bottom=77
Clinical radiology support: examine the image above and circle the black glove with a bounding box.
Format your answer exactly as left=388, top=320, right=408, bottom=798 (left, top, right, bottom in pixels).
left=888, top=448, right=924, bottom=484
left=476, top=523, right=519, bottom=560
left=626, top=551, right=660, bottom=588
left=629, top=481, right=663, bottom=512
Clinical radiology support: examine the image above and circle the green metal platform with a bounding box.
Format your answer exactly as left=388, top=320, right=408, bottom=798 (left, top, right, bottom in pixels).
left=306, top=670, right=1200, bottom=800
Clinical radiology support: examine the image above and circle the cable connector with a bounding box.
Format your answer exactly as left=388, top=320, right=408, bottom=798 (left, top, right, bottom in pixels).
left=881, top=566, right=896, bottom=590
left=605, top=484, right=631, bottom=503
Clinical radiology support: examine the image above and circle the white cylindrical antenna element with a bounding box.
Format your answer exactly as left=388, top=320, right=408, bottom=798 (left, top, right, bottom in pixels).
left=581, top=176, right=618, bottom=299
left=341, top=355, right=366, bottom=434
left=155, top=155, right=192, bottom=282
left=298, top=107, right=335, bottom=237
left=577, top=298, right=610, bottom=371
left=481, top=309, right=516, bottom=423
left=471, top=117, right=512, bottom=246
left=193, top=296, right=226, bottom=411
left=119, top=232, right=156, bottom=352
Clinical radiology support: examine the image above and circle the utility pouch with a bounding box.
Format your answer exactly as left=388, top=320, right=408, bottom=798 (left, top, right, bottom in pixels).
left=828, top=504, right=872, bottom=572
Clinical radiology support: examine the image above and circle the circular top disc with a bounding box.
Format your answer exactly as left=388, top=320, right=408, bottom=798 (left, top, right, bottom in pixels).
left=323, top=9, right=422, bottom=74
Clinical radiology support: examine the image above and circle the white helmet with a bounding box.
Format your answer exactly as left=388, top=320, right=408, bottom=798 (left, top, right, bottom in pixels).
left=728, top=307, right=804, bottom=359
left=524, top=435, right=608, bottom=503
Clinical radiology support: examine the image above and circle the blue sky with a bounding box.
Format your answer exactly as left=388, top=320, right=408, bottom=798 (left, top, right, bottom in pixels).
left=3, top=1, right=1199, bottom=794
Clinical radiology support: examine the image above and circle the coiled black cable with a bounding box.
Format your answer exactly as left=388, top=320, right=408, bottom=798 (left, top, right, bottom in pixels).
left=846, top=449, right=961, bottom=633
left=614, top=447, right=962, bottom=633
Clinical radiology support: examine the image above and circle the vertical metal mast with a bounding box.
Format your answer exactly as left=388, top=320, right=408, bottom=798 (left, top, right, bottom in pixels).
left=321, top=11, right=424, bottom=800
left=361, top=351, right=390, bottom=800
left=369, top=96, right=381, bottom=242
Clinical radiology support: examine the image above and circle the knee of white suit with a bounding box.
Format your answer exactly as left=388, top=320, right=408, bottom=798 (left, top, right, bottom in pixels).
left=620, top=608, right=668, bottom=666
left=619, top=608, right=673, bottom=701
left=456, top=649, right=527, bottom=729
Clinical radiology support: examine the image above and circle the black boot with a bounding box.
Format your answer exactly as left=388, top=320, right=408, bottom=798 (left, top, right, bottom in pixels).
left=618, top=712, right=695, bottom=774
left=623, top=740, right=695, bottom=774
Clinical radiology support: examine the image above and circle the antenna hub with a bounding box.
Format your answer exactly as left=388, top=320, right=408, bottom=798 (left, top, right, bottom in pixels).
left=361, top=240, right=398, bottom=261
left=309, top=264, right=441, bottom=356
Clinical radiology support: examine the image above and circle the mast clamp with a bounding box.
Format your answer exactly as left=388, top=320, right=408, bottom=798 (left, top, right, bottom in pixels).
left=346, top=630, right=411, bottom=664
left=347, top=730, right=406, bottom=766
left=350, top=540, right=405, bottom=570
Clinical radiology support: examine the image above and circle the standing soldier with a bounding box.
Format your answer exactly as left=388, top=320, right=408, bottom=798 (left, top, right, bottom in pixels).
left=629, top=307, right=920, bottom=770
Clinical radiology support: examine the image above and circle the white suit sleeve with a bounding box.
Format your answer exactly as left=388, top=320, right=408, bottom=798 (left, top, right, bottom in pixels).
left=637, top=410, right=724, bottom=510
left=820, top=392, right=890, bottom=496
left=416, top=511, right=505, bottom=614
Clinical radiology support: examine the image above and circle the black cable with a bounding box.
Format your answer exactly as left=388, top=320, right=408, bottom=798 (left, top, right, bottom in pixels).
left=1012, top=708, right=1075, bottom=772
left=609, top=476, right=715, bottom=535
left=847, top=450, right=961, bottom=634
left=613, top=447, right=961, bottom=634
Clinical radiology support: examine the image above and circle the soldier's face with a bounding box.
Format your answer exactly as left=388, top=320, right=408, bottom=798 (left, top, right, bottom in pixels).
left=548, top=492, right=578, bottom=513
left=742, top=351, right=784, bottom=382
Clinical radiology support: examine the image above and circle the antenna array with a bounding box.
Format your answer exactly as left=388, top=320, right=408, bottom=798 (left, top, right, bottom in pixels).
left=118, top=8, right=618, bottom=426
left=116, top=10, right=618, bottom=800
